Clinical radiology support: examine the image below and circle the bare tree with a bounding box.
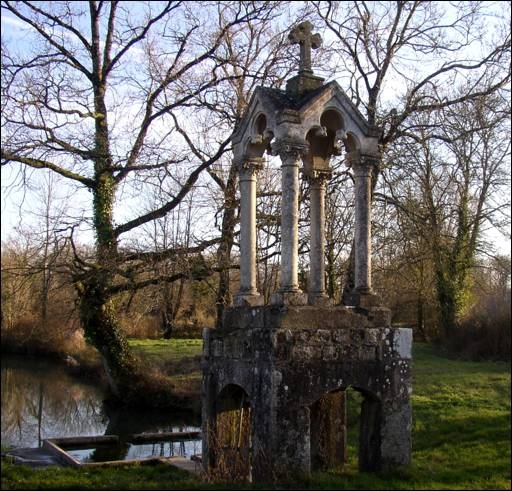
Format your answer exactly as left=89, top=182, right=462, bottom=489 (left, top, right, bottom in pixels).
left=309, top=0, right=511, bottom=295
left=256, top=162, right=282, bottom=302
left=323, top=160, right=355, bottom=301
left=1, top=227, right=79, bottom=353
left=138, top=189, right=196, bottom=337
left=1, top=236, right=38, bottom=333
left=1, top=0, right=281, bottom=402
left=27, top=172, right=74, bottom=329
left=189, top=6, right=295, bottom=324
left=379, top=87, right=510, bottom=337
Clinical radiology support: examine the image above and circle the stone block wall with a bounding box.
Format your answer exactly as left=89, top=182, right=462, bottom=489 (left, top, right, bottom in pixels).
left=202, top=305, right=412, bottom=482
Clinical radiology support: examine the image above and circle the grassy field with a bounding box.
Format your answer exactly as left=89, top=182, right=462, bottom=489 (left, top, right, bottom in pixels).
left=2, top=342, right=510, bottom=490
left=128, top=338, right=203, bottom=395
left=128, top=338, right=203, bottom=365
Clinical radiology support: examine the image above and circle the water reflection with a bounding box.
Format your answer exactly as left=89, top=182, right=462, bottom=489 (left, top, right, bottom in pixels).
left=2, top=355, right=106, bottom=448
left=1, top=354, right=201, bottom=458
left=66, top=439, right=202, bottom=463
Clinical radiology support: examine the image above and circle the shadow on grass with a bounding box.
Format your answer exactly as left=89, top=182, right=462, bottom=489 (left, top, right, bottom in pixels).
left=412, top=412, right=510, bottom=450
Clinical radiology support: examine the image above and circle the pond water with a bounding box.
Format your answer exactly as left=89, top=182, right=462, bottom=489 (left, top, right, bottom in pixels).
left=64, top=440, right=198, bottom=464
left=1, top=354, right=201, bottom=460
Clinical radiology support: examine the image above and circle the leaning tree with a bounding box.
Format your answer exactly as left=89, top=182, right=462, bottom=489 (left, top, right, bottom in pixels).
left=1, top=0, right=281, bottom=403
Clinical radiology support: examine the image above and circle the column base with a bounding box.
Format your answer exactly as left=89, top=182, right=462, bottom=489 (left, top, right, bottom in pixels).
left=234, top=293, right=264, bottom=307
left=270, top=289, right=308, bottom=306
left=342, top=290, right=382, bottom=309
left=308, top=293, right=333, bottom=307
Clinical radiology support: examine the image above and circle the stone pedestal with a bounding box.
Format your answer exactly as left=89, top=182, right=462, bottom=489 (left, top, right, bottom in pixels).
left=286, top=72, right=325, bottom=97
left=343, top=291, right=383, bottom=310
left=202, top=306, right=412, bottom=482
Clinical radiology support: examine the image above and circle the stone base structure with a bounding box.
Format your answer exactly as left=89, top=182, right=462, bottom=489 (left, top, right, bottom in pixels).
left=202, top=305, right=412, bottom=482
left=202, top=19, right=412, bottom=483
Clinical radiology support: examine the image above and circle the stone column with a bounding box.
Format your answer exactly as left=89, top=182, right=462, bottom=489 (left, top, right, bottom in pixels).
left=271, top=140, right=308, bottom=305
left=349, top=152, right=379, bottom=293
left=257, top=406, right=311, bottom=481
left=235, top=157, right=264, bottom=307
left=306, top=171, right=332, bottom=306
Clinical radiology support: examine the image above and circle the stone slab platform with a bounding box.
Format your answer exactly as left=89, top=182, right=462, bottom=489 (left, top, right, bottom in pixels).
left=2, top=447, right=202, bottom=475
left=3, top=447, right=61, bottom=467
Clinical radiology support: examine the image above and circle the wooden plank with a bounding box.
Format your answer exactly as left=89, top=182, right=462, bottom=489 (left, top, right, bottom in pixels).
left=46, top=435, right=119, bottom=446
left=129, top=431, right=201, bottom=443
left=42, top=439, right=81, bottom=467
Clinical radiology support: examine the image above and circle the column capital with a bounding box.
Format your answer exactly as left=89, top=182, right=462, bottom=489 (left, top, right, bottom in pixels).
left=271, top=138, right=309, bottom=163
left=235, top=156, right=265, bottom=173
left=304, top=168, right=332, bottom=184
left=346, top=150, right=380, bottom=169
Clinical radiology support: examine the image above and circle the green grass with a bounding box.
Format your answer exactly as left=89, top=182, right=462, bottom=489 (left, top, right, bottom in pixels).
left=2, top=343, right=510, bottom=490
left=128, top=338, right=203, bottom=368
left=0, top=461, right=236, bottom=490
left=128, top=338, right=204, bottom=396
left=308, top=344, right=511, bottom=490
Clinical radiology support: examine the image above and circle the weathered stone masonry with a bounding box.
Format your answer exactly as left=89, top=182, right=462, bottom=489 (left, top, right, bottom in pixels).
left=203, top=307, right=412, bottom=480
left=202, top=20, right=412, bottom=482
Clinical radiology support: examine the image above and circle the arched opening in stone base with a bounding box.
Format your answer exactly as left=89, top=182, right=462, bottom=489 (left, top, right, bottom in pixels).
left=310, top=388, right=347, bottom=471
left=210, top=384, right=252, bottom=482
left=309, top=386, right=381, bottom=473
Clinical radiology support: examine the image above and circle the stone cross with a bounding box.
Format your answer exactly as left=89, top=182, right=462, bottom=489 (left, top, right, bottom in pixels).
left=288, top=21, right=322, bottom=73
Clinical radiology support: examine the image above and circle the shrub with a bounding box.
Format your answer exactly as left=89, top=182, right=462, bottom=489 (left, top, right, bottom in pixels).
left=446, top=292, right=511, bottom=361
left=1, top=315, right=86, bottom=358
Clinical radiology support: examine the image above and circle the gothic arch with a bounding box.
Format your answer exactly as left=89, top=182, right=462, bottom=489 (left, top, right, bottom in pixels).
left=212, top=383, right=252, bottom=480
left=308, top=382, right=383, bottom=472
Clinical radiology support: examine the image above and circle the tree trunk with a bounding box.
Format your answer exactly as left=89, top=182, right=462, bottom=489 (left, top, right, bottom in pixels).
left=325, top=243, right=337, bottom=300
left=341, top=242, right=356, bottom=302
left=83, top=174, right=140, bottom=398
left=416, top=294, right=425, bottom=340
left=434, top=271, right=457, bottom=340
left=76, top=272, right=138, bottom=397
left=86, top=60, right=139, bottom=396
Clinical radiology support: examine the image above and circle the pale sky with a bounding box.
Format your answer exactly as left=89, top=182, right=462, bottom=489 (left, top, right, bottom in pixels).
left=1, top=2, right=510, bottom=258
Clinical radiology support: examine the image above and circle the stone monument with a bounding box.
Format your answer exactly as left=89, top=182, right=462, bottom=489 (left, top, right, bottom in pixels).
left=201, top=20, right=412, bottom=483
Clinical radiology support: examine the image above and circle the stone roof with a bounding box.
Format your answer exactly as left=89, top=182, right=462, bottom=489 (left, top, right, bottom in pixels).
left=254, top=83, right=331, bottom=111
